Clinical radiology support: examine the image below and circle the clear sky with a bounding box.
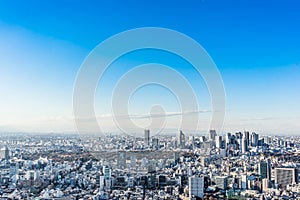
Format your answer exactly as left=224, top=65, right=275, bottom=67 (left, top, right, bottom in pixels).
left=0, top=0, right=299, bottom=135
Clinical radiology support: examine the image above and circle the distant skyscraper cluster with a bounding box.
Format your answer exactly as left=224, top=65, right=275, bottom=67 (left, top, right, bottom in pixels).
left=0, top=131, right=299, bottom=199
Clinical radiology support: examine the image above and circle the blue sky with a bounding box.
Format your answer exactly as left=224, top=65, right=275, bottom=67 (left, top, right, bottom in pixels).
left=0, top=0, right=299, bottom=135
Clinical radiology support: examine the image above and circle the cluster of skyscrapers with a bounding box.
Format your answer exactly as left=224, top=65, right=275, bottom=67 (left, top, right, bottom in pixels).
left=0, top=131, right=299, bottom=199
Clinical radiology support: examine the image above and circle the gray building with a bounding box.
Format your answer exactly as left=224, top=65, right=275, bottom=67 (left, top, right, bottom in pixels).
left=275, top=167, right=298, bottom=189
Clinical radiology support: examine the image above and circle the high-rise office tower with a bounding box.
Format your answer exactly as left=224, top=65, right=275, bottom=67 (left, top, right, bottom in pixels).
left=251, top=132, right=259, bottom=147
left=4, top=146, right=9, bottom=160
left=225, top=133, right=231, bottom=147
left=244, top=131, right=250, bottom=147
left=208, top=130, right=217, bottom=141
left=178, top=130, right=185, bottom=149
left=241, top=138, right=248, bottom=154
left=215, top=135, right=222, bottom=148
left=259, top=159, right=271, bottom=181
left=235, top=132, right=242, bottom=139
left=236, top=132, right=243, bottom=152
left=152, top=138, right=159, bottom=148
left=144, top=129, right=150, bottom=146
left=189, top=176, right=204, bottom=199
left=191, top=135, right=195, bottom=150
left=275, top=167, right=299, bottom=188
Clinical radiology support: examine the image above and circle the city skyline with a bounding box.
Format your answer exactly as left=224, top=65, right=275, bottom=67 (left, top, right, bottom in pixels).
left=1, top=2, right=300, bottom=199
left=0, top=0, right=300, bottom=135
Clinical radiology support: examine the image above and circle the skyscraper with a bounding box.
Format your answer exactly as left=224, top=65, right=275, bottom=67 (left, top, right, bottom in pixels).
left=191, top=135, right=195, bottom=150
left=189, top=176, right=204, bottom=198
left=4, top=146, right=9, bottom=160
left=144, top=129, right=150, bottom=146
left=236, top=132, right=243, bottom=153
left=225, top=133, right=231, bottom=147
left=215, top=135, right=222, bottom=149
left=208, top=130, right=217, bottom=141
left=259, top=159, right=271, bottom=181
left=244, top=131, right=250, bottom=147
left=152, top=138, right=159, bottom=148
left=241, top=138, right=248, bottom=154
left=251, top=132, right=259, bottom=147
left=242, top=131, right=250, bottom=152
left=178, top=130, right=185, bottom=149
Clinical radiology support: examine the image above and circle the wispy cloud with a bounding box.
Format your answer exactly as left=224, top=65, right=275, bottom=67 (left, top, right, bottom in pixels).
left=97, top=109, right=211, bottom=120
left=241, top=116, right=300, bottom=121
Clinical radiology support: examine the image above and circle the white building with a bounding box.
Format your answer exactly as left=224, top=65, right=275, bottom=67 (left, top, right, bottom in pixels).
left=241, top=175, right=247, bottom=189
